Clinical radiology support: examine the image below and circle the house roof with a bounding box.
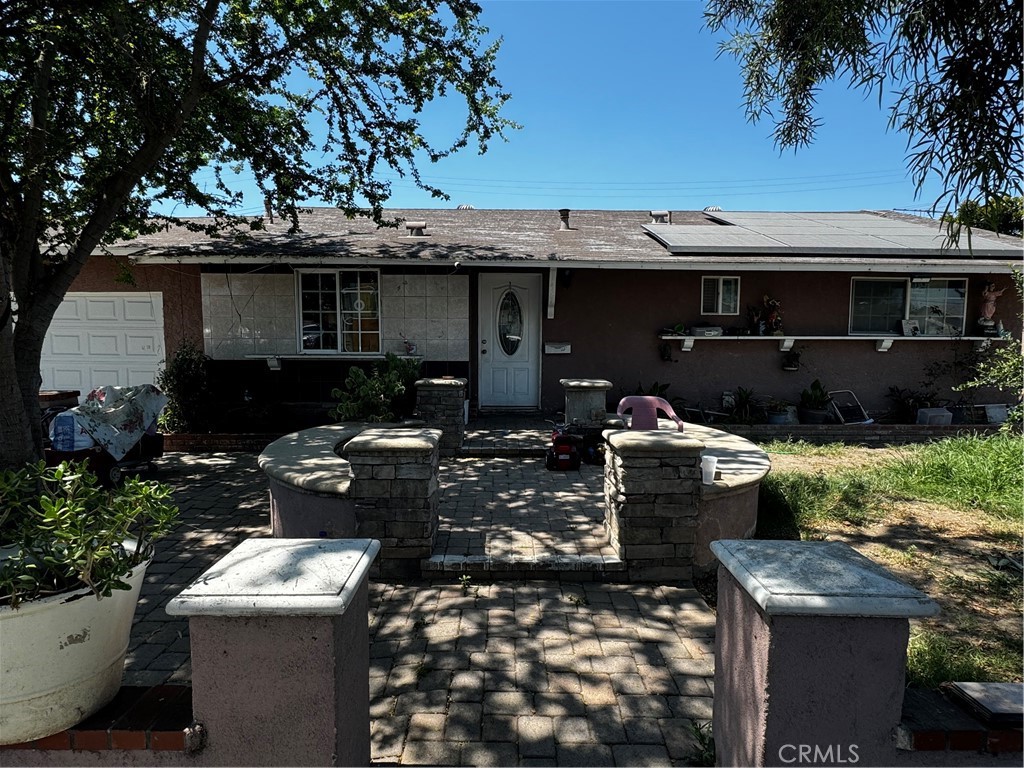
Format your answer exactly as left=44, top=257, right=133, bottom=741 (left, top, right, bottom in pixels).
left=122, top=207, right=1022, bottom=273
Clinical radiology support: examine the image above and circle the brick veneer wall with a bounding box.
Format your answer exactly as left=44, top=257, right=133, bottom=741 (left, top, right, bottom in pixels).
left=344, top=428, right=442, bottom=579
left=720, top=423, right=1003, bottom=445
left=0, top=685, right=195, bottom=755
left=415, top=378, right=467, bottom=453
left=899, top=688, right=1023, bottom=756
left=603, top=430, right=702, bottom=582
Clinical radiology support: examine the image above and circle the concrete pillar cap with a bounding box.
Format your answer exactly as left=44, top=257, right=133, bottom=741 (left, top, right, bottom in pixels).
left=167, top=538, right=380, bottom=617
left=559, top=378, right=613, bottom=390
left=415, top=377, right=468, bottom=387
left=711, top=540, right=939, bottom=618
left=344, top=428, right=441, bottom=453
left=604, top=429, right=705, bottom=454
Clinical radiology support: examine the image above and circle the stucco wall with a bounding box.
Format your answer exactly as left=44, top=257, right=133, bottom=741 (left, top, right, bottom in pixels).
left=69, top=256, right=203, bottom=359
left=540, top=269, right=1018, bottom=413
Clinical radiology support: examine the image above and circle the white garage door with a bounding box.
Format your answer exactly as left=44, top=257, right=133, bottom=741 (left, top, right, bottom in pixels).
left=40, top=292, right=165, bottom=401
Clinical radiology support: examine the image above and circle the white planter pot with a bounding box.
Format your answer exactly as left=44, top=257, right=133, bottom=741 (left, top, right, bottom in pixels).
left=0, top=559, right=149, bottom=744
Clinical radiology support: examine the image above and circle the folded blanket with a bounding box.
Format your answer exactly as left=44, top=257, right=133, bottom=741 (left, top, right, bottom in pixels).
left=59, top=384, right=168, bottom=461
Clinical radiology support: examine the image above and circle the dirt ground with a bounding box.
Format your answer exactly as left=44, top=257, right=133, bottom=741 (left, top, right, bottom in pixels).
left=764, top=445, right=1023, bottom=682
left=766, top=445, right=903, bottom=474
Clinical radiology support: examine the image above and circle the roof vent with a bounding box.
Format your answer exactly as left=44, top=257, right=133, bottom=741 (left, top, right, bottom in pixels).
left=558, top=208, right=572, bottom=231
left=703, top=205, right=722, bottom=212
left=650, top=210, right=671, bottom=224
left=456, top=204, right=475, bottom=210
left=404, top=221, right=428, bottom=237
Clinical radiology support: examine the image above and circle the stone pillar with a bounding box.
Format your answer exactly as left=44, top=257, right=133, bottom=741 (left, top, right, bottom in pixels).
left=711, top=539, right=939, bottom=767
left=344, top=428, right=441, bottom=578
left=415, top=378, right=467, bottom=452
left=166, top=538, right=380, bottom=767
left=603, top=429, right=703, bottom=581
left=559, top=378, right=613, bottom=427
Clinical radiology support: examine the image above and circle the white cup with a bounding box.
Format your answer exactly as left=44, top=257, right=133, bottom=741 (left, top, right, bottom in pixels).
left=701, top=455, right=719, bottom=485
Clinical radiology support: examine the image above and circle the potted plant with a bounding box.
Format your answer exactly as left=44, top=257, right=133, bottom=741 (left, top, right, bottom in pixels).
left=781, top=350, right=801, bottom=371
left=765, top=399, right=793, bottom=425
left=0, top=461, right=178, bottom=744
left=798, top=379, right=833, bottom=424
left=725, top=386, right=760, bottom=424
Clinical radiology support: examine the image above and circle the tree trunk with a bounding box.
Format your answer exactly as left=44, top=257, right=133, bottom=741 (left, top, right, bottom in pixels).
left=0, top=249, right=67, bottom=469
left=0, top=312, right=36, bottom=469
left=13, top=306, right=47, bottom=461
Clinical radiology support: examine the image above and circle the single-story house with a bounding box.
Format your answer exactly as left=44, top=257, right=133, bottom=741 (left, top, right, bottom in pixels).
left=49, top=207, right=1022, bottom=419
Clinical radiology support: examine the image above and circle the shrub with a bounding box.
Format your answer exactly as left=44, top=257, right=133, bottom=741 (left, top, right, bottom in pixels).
left=726, top=386, right=759, bottom=423
left=0, top=462, right=178, bottom=608
left=885, top=386, right=941, bottom=424
left=156, top=340, right=211, bottom=432
left=955, top=269, right=1023, bottom=433
left=330, top=353, right=421, bottom=423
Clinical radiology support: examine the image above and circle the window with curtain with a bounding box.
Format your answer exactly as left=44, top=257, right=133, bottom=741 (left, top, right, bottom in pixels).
left=701, top=276, right=740, bottom=315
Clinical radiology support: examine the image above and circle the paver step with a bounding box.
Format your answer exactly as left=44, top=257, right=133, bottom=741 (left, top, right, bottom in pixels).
left=422, top=553, right=626, bottom=581
left=459, top=420, right=553, bottom=458
left=456, top=445, right=547, bottom=458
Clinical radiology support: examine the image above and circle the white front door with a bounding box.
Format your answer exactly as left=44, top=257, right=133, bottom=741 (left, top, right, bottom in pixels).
left=40, top=292, right=165, bottom=401
left=478, top=273, right=541, bottom=408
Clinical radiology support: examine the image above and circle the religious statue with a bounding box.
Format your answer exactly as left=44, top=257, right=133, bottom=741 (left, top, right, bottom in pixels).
left=978, top=282, right=1006, bottom=327
left=749, top=295, right=784, bottom=335
left=749, top=305, right=764, bottom=336
left=763, top=294, right=784, bottom=335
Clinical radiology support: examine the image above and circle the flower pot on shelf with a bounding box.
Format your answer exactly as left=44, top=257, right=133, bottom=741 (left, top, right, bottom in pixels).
left=0, top=557, right=149, bottom=744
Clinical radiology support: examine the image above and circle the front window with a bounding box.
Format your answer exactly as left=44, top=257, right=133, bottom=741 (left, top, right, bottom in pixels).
left=849, top=277, right=967, bottom=335
left=908, top=279, right=967, bottom=336
left=298, top=270, right=380, bottom=353
left=701, top=276, right=740, bottom=315
left=850, top=279, right=906, bottom=334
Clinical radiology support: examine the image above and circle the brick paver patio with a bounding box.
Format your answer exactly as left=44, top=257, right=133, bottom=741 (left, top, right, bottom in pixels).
left=434, top=458, right=616, bottom=561
left=129, top=425, right=717, bottom=766
left=369, top=580, right=713, bottom=766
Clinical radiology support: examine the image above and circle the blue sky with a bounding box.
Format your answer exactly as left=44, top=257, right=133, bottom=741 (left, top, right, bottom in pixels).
left=201, top=0, right=947, bottom=216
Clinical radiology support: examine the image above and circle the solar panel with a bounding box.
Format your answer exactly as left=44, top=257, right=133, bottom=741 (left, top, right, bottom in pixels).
left=672, top=212, right=1022, bottom=255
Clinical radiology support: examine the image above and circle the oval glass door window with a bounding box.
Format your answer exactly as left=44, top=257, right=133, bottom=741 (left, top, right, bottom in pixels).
left=497, top=290, right=523, bottom=356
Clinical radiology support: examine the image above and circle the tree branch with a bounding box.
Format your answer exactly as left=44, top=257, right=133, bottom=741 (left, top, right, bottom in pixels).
left=43, top=0, right=223, bottom=316
left=11, top=39, right=52, bottom=302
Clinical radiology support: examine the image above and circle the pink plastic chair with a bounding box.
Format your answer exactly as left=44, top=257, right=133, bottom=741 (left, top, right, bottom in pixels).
left=616, top=396, right=685, bottom=432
